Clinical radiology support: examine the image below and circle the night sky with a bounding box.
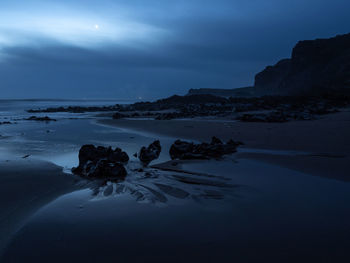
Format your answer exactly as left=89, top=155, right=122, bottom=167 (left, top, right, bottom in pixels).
left=1, top=0, right=349, bottom=99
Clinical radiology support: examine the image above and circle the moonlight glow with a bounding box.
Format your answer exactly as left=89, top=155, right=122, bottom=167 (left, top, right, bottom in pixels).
left=0, top=10, right=164, bottom=50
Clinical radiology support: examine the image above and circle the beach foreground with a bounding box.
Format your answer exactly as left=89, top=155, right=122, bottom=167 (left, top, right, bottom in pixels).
left=0, top=109, right=350, bottom=262
left=0, top=159, right=80, bottom=255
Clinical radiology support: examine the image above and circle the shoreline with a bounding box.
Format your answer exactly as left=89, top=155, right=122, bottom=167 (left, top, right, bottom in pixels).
left=99, top=111, right=350, bottom=154
left=0, top=110, right=349, bottom=261
left=99, top=110, right=350, bottom=181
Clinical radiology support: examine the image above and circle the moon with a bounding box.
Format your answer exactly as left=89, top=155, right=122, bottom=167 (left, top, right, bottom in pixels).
left=94, top=24, right=99, bottom=30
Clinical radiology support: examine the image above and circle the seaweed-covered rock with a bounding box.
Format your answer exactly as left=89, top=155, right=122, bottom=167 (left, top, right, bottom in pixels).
left=139, top=140, right=162, bottom=166
left=169, top=137, right=241, bottom=160
left=72, top=145, right=129, bottom=179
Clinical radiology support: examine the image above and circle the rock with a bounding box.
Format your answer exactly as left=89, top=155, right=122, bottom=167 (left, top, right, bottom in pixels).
left=72, top=145, right=129, bottom=179
left=139, top=140, right=162, bottom=166
left=169, top=137, right=241, bottom=160
left=112, top=112, right=128, bottom=119
left=26, top=116, right=57, bottom=122
left=78, top=145, right=129, bottom=165
left=0, top=121, right=13, bottom=125
left=169, top=140, right=196, bottom=160
left=155, top=112, right=182, bottom=120
left=227, top=139, right=244, bottom=147
left=187, top=87, right=255, bottom=98
left=81, top=160, right=127, bottom=179
left=211, top=136, right=223, bottom=145
left=237, top=111, right=288, bottom=123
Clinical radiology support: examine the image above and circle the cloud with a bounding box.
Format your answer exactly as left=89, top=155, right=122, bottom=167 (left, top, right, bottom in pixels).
left=0, top=11, right=166, bottom=51
left=0, top=0, right=350, bottom=98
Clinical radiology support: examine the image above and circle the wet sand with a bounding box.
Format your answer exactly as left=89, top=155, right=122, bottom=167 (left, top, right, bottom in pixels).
left=100, top=110, right=350, bottom=181
left=0, top=159, right=80, bottom=256
left=2, top=157, right=350, bottom=263
left=1, top=110, right=349, bottom=262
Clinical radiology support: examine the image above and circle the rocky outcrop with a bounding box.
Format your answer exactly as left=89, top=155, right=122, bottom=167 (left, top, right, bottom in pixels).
left=26, top=116, right=57, bottom=122
left=72, top=145, right=129, bottom=179
left=0, top=121, right=13, bottom=125
left=237, top=112, right=289, bottom=123
left=187, top=87, right=255, bottom=98
left=169, top=137, right=242, bottom=160
left=139, top=140, right=162, bottom=166
left=28, top=105, right=123, bottom=113
left=255, top=33, right=350, bottom=95
left=112, top=112, right=128, bottom=119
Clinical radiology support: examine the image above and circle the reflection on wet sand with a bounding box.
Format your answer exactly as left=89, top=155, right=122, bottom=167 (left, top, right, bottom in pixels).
left=86, top=161, right=243, bottom=205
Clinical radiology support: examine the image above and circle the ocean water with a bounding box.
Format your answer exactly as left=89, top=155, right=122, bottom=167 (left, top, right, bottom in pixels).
left=0, top=99, right=162, bottom=170
left=1, top=100, right=350, bottom=262
left=0, top=98, right=136, bottom=120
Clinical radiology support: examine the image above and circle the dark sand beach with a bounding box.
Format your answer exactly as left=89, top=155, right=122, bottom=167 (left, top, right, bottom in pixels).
left=0, top=102, right=350, bottom=262
left=0, top=159, right=80, bottom=255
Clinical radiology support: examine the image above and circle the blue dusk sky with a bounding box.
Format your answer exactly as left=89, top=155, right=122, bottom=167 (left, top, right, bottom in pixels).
left=0, top=0, right=349, bottom=99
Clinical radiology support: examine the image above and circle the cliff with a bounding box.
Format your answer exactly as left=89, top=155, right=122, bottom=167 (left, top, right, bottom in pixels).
left=255, top=33, right=350, bottom=95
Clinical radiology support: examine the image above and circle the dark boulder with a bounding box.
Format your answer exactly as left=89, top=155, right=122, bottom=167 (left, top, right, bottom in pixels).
left=72, top=145, right=129, bottom=179
left=78, top=145, right=129, bottom=165
left=211, top=136, right=223, bottom=145
left=169, top=137, right=241, bottom=160
left=139, top=140, right=162, bottom=166
left=169, top=140, right=196, bottom=160
left=80, top=160, right=127, bottom=179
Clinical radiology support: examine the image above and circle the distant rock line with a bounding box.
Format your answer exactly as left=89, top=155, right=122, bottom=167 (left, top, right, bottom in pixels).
left=26, top=92, right=350, bottom=123
left=25, top=116, right=57, bottom=122
left=187, top=87, right=255, bottom=98
left=28, top=106, right=121, bottom=113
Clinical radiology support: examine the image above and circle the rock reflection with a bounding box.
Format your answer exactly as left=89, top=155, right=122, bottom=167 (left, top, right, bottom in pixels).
left=86, top=164, right=242, bottom=205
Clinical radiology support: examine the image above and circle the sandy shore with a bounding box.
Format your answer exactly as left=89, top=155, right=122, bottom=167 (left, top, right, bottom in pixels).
left=100, top=110, right=350, bottom=181
left=0, top=112, right=349, bottom=262
left=0, top=159, right=80, bottom=256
